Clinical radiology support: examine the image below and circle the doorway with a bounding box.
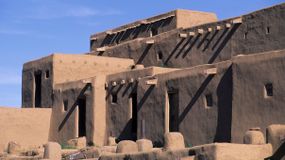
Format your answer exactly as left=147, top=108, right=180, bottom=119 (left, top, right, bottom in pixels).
left=131, top=93, right=137, bottom=139
left=34, top=71, right=42, bottom=108
left=168, top=90, right=179, bottom=132
left=78, top=97, right=86, bottom=137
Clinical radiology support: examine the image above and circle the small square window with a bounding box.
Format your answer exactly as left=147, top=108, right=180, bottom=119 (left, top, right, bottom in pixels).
left=150, top=27, right=158, bottom=37
left=264, top=83, right=273, bottom=98
left=244, top=32, right=248, bottom=39
left=112, top=94, right=118, bottom=104
left=205, top=94, right=213, bottom=108
left=63, top=100, right=68, bottom=111
left=45, top=70, right=50, bottom=79
left=266, top=26, right=270, bottom=34
left=157, top=51, right=163, bottom=61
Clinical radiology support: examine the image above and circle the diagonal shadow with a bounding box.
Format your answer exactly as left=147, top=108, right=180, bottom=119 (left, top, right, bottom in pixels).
left=175, top=37, right=193, bottom=59
left=214, top=66, right=233, bottom=142
left=265, top=141, right=285, bottom=160
left=122, top=83, right=133, bottom=97
left=58, top=83, right=91, bottom=131
left=182, top=34, right=201, bottom=58
left=105, top=86, right=115, bottom=100
left=178, top=75, right=215, bottom=124
left=137, top=85, right=155, bottom=111
left=212, top=29, right=228, bottom=50
left=208, top=24, right=241, bottom=64
left=197, top=32, right=210, bottom=49
left=164, top=39, right=185, bottom=65
left=136, top=44, right=153, bottom=64
left=203, top=30, right=218, bottom=52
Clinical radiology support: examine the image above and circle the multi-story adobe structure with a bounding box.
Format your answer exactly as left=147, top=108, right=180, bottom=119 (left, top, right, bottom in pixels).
left=1, top=3, right=284, bottom=153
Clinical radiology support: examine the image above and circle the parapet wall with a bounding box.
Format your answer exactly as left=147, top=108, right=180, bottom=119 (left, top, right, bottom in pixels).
left=0, top=107, right=52, bottom=152
left=90, top=3, right=285, bottom=68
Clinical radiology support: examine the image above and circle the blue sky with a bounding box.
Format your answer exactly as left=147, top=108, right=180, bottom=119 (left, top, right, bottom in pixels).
left=0, top=0, right=283, bottom=107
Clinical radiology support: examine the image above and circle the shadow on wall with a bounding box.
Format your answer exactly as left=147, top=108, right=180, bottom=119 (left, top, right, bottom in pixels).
left=137, top=85, right=155, bottom=111
left=178, top=74, right=215, bottom=124
left=99, top=17, right=174, bottom=47
left=214, top=65, right=233, bottom=142
left=58, top=83, right=91, bottom=132
left=137, top=44, right=153, bottom=65
left=208, top=24, right=241, bottom=64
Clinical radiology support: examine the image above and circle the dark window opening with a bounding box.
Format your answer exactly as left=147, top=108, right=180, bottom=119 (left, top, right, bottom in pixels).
left=157, top=51, right=163, bottom=61
left=34, top=71, right=42, bottom=108
left=63, top=100, right=68, bottom=111
left=265, top=83, right=273, bottom=97
left=131, top=93, right=137, bottom=139
left=168, top=90, right=179, bottom=132
left=78, top=98, right=86, bottom=137
left=150, top=27, right=158, bottom=37
left=205, top=94, right=213, bottom=107
left=112, top=93, right=118, bottom=103
left=266, top=26, right=270, bottom=34
left=244, top=32, right=248, bottom=39
left=45, top=70, right=50, bottom=79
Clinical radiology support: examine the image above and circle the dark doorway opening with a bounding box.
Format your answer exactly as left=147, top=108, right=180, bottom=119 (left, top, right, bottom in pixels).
left=78, top=97, right=86, bottom=137
left=34, top=71, right=42, bottom=108
left=131, top=93, right=137, bottom=139
left=168, top=90, right=179, bottom=132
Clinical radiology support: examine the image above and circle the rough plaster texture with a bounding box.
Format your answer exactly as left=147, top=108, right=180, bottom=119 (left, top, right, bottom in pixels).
left=90, top=4, right=285, bottom=69
left=90, top=9, right=217, bottom=49
left=137, top=61, right=232, bottom=146
left=0, top=107, right=51, bottom=152
left=105, top=67, right=178, bottom=142
left=194, top=143, right=272, bottom=160
left=22, top=54, right=134, bottom=108
left=100, top=143, right=272, bottom=160
left=267, top=124, right=285, bottom=152
left=232, top=50, right=285, bottom=143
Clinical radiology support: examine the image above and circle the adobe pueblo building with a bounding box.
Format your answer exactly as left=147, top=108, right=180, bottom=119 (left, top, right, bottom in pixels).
left=0, top=3, right=285, bottom=160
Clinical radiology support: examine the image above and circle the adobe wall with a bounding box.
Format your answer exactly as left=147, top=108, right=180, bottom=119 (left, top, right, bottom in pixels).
left=52, top=54, right=134, bottom=84
left=231, top=50, right=285, bottom=143
left=90, top=9, right=217, bottom=49
left=90, top=3, right=285, bottom=68
left=49, top=80, right=93, bottom=145
left=0, top=107, right=52, bottom=152
left=22, top=54, right=134, bottom=108
left=136, top=61, right=232, bottom=146
left=105, top=67, right=178, bottom=142
left=22, top=56, right=53, bottom=108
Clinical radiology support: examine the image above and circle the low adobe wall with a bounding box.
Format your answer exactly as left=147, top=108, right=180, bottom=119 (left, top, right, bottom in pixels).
left=0, top=107, right=52, bottom=152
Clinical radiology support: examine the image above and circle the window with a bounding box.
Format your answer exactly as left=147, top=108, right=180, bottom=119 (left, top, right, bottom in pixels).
left=205, top=94, right=213, bottom=107
left=63, top=100, right=68, bottom=111
left=45, top=70, right=50, bottom=79
left=244, top=32, right=248, bottom=39
left=112, top=93, right=118, bottom=103
left=264, top=83, right=273, bottom=98
left=157, top=51, right=163, bottom=61
left=150, top=27, right=158, bottom=37
left=266, top=26, right=270, bottom=34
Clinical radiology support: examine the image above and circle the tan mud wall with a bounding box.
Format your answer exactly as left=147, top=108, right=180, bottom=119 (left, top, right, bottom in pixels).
left=0, top=107, right=52, bottom=152
left=53, top=54, right=134, bottom=84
